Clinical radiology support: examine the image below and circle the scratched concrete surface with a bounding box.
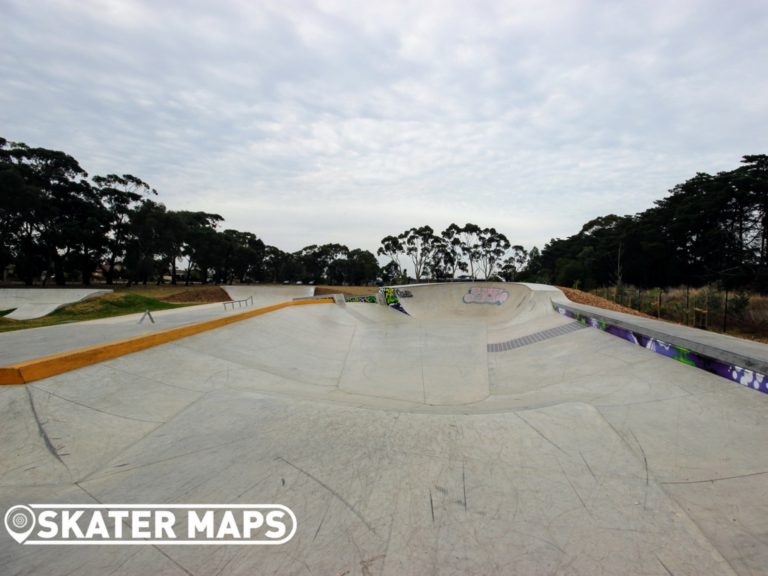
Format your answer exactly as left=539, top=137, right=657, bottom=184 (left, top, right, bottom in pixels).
left=1, top=283, right=767, bottom=575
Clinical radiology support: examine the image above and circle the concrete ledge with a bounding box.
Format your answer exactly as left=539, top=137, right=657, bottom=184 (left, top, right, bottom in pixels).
left=554, top=299, right=768, bottom=394
left=0, top=298, right=334, bottom=385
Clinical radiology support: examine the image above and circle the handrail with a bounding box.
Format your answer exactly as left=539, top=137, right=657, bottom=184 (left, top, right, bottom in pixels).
left=223, top=295, right=254, bottom=310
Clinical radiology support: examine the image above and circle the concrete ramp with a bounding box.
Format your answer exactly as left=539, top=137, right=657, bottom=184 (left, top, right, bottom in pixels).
left=389, top=282, right=576, bottom=344
left=222, top=284, right=314, bottom=306
left=0, top=288, right=112, bottom=320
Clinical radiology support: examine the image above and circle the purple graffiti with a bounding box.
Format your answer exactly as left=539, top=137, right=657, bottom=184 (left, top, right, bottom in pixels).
left=555, top=305, right=768, bottom=395
left=463, top=287, right=509, bottom=305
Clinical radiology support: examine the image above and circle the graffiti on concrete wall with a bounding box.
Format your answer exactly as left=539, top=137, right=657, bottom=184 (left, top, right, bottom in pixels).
left=555, top=305, right=768, bottom=395
left=463, top=287, right=509, bottom=306
left=345, top=294, right=379, bottom=304
left=379, top=287, right=409, bottom=315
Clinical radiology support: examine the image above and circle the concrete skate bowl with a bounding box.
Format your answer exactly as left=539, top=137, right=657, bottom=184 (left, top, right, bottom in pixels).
left=382, top=281, right=578, bottom=343
left=384, top=281, right=557, bottom=322
left=0, top=288, right=112, bottom=320
left=1, top=282, right=767, bottom=574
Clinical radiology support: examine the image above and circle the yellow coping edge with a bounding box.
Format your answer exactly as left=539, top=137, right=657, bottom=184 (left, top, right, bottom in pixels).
left=0, top=298, right=334, bottom=385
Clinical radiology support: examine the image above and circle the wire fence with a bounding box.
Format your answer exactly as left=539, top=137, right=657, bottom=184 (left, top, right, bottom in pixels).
left=593, top=285, right=759, bottom=335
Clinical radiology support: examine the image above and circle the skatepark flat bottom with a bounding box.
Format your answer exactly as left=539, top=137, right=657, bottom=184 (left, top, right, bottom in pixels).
left=1, top=283, right=766, bottom=575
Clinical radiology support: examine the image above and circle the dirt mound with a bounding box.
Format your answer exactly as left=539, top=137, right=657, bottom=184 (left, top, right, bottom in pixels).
left=558, top=286, right=653, bottom=318
left=160, top=287, right=231, bottom=303
left=314, top=286, right=376, bottom=297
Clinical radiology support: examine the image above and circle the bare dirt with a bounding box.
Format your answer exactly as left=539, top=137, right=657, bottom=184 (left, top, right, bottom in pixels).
left=557, top=286, right=654, bottom=318
left=160, top=286, right=231, bottom=303
left=314, top=285, right=376, bottom=297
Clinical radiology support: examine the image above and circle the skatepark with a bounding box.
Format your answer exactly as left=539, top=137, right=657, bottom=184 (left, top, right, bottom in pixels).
left=1, top=283, right=767, bottom=575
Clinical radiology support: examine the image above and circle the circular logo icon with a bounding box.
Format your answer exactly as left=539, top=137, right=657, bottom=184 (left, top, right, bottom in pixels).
left=4, top=505, right=36, bottom=544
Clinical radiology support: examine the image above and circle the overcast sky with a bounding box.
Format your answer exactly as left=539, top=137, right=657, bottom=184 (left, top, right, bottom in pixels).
left=2, top=0, right=767, bottom=257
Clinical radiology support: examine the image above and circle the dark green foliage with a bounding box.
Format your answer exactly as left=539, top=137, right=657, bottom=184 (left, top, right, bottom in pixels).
left=533, top=155, right=768, bottom=292
left=1, top=136, right=378, bottom=286
left=4, top=135, right=765, bottom=291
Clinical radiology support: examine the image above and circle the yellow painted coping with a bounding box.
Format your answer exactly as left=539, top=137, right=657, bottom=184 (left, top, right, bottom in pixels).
left=0, top=298, right=334, bottom=385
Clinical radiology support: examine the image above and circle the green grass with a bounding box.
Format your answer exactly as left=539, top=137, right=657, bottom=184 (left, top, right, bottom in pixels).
left=0, top=293, right=189, bottom=333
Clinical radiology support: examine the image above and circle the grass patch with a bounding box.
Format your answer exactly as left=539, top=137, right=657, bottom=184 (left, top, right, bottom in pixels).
left=0, top=293, right=188, bottom=333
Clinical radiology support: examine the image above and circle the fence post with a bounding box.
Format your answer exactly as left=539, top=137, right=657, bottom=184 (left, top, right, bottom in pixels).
left=657, top=290, right=662, bottom=318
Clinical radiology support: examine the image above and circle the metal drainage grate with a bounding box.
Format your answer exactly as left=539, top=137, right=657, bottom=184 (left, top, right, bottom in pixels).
left=488, top=322, right=587, bottom=353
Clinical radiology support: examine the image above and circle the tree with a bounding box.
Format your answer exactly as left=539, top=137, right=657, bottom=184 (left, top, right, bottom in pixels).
left=377, top=235, right=404, bottom=270
left=217, top=230, right=265, bottom=283
left=124, top=200, right=167, bottom=285
left=500, top=245, right=528, bottom=281
left=342, top=249, right=380, bottom=285
left=64, top=180, right=109, bottom=285
left=398, top=226, right=440, bottom=282
left=432, top=231, right=466, bottom=279
left=444, top=223, right=482, bottom=279
left=380, top=260, right=403, bottom=284
left=180, top=211, right=225, bottom=284
left=297, top=243, right=349, bottom=284
left=477, top=227, right=511, bottom=279
left=1, top=140, right=96, bottom=285
left=92, top=174, right=157, bottom=284
left=263, top=245, right=289, bottom=283
left=0, top=143, right=42, bottom=280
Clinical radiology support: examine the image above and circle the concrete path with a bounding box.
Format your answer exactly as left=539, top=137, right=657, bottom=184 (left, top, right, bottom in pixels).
left=1, top=283, right=766, bottom=575
left=0, top=285, right=314, bottom=365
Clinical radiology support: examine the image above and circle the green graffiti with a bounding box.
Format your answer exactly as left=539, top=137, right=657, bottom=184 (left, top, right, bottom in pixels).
left=381, top=287, right=400, bottom=306
left=671, top=345, right=696, bottom=367
left=345, top=295, right=378, bottom=304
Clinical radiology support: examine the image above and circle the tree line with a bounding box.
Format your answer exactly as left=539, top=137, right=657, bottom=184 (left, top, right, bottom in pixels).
left=0, top=138, right=380, bottom=286
left=0, top=137, right=529, bottom=287
left=3, top=136, right=765, bottom=291
left=527, top=155, right=768, bottom=292
left=376, top=224, right=528, bottom=283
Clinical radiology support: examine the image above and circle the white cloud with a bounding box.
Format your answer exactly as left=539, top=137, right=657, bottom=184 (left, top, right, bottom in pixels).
left=2, top=0, right=767, bottom=257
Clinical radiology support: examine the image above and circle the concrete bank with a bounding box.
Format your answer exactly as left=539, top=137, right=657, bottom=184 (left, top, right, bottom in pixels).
left=553, top=298, right=768, bottom=394
left=0, top=298, right=333, bottom=385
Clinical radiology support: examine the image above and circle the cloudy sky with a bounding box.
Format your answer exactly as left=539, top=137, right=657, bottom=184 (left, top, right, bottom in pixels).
left=2, top=0, right=767, bottom=257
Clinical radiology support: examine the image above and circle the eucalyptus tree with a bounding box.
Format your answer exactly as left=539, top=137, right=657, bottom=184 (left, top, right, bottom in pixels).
left=0, top=139, right=94, bottom=284
left=217, top=230, right=265, bottom=283
left=398, top=226, right=441, bottom=282
left=92, top=174, right=157, bottom=284
left=351, top=249, right=380, bottom=285
left=297, top=243, right=349, bottom=283
left=336, top=249, right=379, bottom=285
left=379, top=260, right=403, bottom=284
left=377, top=235, right=404, bottom=271
left=179, top=211, right=225, bottom=284
left=433, top=229, right=466, bottom=279
left=0, top=143, right=41, bottom=281
left=477, top=227, right=511, bottom=279
left=124, top=200, right=167, bottom=285
left=444, top=223, right=482, bottom=279
left=500, top=245, right=529, bottom=281
left=263, top=245, right=288, bottom=283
